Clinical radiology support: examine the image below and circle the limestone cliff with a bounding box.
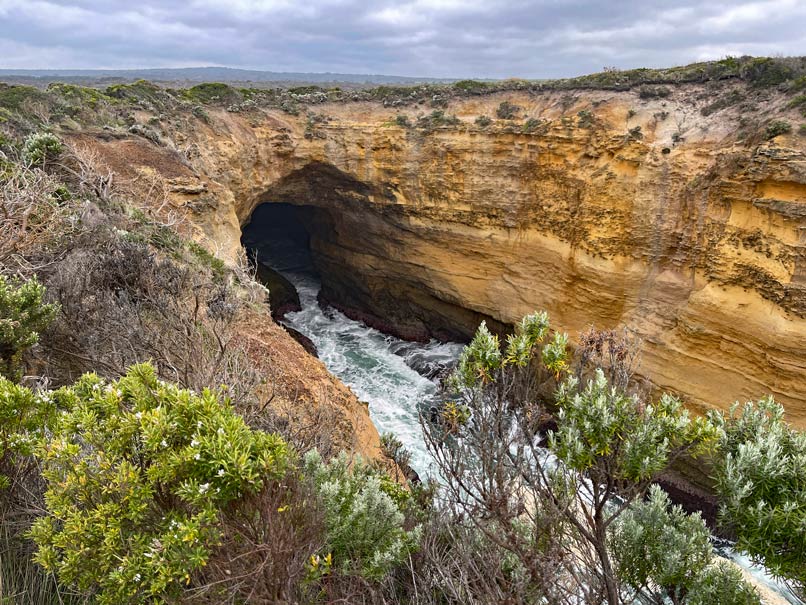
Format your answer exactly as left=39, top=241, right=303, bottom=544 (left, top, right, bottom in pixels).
left=74, top=80, right=806, bottom=426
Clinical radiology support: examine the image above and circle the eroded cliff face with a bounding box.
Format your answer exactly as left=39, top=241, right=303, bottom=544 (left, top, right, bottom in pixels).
left=77, top=82, right=806, bottom=426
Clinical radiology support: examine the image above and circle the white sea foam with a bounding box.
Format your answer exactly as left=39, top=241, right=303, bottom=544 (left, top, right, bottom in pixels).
left=282, top=270, right=463, bottom=477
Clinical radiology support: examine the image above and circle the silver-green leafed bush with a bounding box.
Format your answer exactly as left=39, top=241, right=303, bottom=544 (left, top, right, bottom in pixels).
left=22, top=132, right=63, bottom=166
left=687, top=560, right=761, bottom=605
left=304, top=450, right=420, bottom=581
left=0, top=377, right=55, bottom=491
left=0, top=275, right=59, bottom=381
left=710, top=398, right=806, bottom=597
left=610, top=484, right=759, bottom=604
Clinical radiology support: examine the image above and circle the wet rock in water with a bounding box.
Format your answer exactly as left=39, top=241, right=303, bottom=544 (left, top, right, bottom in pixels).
left=255, top=261, right=301, bottom=319
left=282, top=324, right=318, bottom=357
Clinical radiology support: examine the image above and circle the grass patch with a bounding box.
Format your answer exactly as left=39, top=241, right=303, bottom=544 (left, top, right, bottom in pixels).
left=182, top=82, right=242, bottom=105
left=187, top=240, right=227, bottom=278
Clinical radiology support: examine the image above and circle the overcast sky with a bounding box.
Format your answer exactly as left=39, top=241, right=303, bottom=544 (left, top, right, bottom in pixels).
left=0, top=0, right=803, bottom=78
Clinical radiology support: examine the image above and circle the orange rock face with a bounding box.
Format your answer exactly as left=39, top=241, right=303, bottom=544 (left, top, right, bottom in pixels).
left=80, top=83, right=806, bottom=426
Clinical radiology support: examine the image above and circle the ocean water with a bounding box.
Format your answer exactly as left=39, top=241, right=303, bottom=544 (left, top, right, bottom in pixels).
left=243, top=222, right=795, bottom=604
left=242, top=226, right=463, bottom=477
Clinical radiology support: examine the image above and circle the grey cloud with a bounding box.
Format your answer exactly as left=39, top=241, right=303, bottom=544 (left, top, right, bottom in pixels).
left=0, top=0, right=803, bottom=77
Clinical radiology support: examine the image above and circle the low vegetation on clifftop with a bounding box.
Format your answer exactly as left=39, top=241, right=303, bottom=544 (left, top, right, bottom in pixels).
left=0, top=58, right=805, bottom=604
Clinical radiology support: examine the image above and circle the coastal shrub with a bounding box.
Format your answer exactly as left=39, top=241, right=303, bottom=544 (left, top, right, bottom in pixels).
left=183, top=82, right=240, bottom=105
left=522, top=117, right=543, bottom=132
left=765, top=120, right=792, bottom=139
left=22, top=132, right=63, bottom=167
left=0, top=275, right=58, bottom=381
left=638, top=85, right=671, bottom=99
left=394, top=114, right=411, bottom=128
left=577, top=109, right=595, bottom=127
left=30, top=364, right=291, bottom=604
left=611, top=484, right=759, bottom=604
left=701, top=89, right=745, bottom=116
left=789, top=94, right=806, bottom=116
left=415, top=110, right=460, bottom=129
left=496, top=101, right=520, bottom=119
left=428, top=311, right=718, bottom=605
left=474, top=114, right=492, bottom=127
left=0, top=378, right=56, bottom=493
left=379, top=431, right=412, bottom=471
left=741, top=57, right=794, bottom=88
left=304, top=450, right=420, bottom=581
left=710, top=398, right=806, bottom=598
left=627, top=125, right=644, bottom=140
left=452, top=80, right=488, bottom=94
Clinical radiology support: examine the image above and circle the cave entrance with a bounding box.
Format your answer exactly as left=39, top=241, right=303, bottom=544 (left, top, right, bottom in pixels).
left=241, top=202, right=316, bottom=277
left=240, top=202, right=324, bottom=321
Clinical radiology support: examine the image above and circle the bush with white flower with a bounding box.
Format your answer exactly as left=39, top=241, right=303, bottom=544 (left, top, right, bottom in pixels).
left=304, top=451, right=420, bottom=581
left=0, top=377, right=56, bottom=493
left=29, top=363, right=291, bottom=605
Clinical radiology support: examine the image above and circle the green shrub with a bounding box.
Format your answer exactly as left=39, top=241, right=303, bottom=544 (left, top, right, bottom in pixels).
left=474, top=114, right=492, bottom=127
left=496, top=101, right=520, bottom=119
left=522, top=117, right=543, bottom=133
left=415, top=110, right=460, bottom=129
left=394, top=114, right=411, bottom=128
left=22, top=132, right=63, bottom=167
left=0, top=84, right=49, bottom=113
left=183, top=82, right=240, bottom=105
left=0, top=275, right=59, bottom=381
left=551, top=370, right=716, bottom=483
left=0, top=377, right=56, bottom=492
left=701, top=89, right=745, bottom=116
left=30, top=364, right=291, bottom=604
left=765, top=120, right=792, bottom=139
left=710, top=398, right=806, bottom=596
left=638, top=85, right=671, bottom=99
left=304, top=451, right=420, bottom=581
left=688, top=561, right=761, bottom=605
left=379, top=432, right=412, bottom=471
left=788, top=94, right=806, bottom=115
left=577, top=109, right=595, bottom=127
left=627, top=125, right=644, bottom=141
left=452, top=80, right=488, bottom=94
left=187, top=241, right=227, bottom=278
left=742, top=57, right=794, bottom=88
left=611, top=484, right=759, bottom=604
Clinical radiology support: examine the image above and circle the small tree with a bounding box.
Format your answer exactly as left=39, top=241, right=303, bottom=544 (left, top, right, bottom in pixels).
left=425, top=312, right=718, bottom=605
left=0, top=275, right=59, bottom=381
left=548, top=370, right=717, bottom=605
left=496, top=101, right=521, bottom=119
left=710, top=398, right=806, bottom=599
left=30, top=363, right=291, bottom=605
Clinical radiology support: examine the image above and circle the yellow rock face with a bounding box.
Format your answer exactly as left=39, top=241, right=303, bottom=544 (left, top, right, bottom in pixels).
left=83, top=85, right=806, bottom=426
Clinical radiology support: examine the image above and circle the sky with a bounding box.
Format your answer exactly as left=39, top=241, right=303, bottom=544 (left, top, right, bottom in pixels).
left=0, top=0, right=804, bottom=78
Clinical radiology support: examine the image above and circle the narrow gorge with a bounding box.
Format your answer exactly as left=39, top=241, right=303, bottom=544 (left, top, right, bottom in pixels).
left=80, top=79, right=806, bottom=427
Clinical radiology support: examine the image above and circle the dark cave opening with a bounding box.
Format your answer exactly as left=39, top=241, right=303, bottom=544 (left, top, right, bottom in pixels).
left=241, top=202, right=319, bottom=320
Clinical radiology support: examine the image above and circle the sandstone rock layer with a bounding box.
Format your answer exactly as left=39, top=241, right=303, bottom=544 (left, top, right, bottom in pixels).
left=81, top=84, right=806, bottom=425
